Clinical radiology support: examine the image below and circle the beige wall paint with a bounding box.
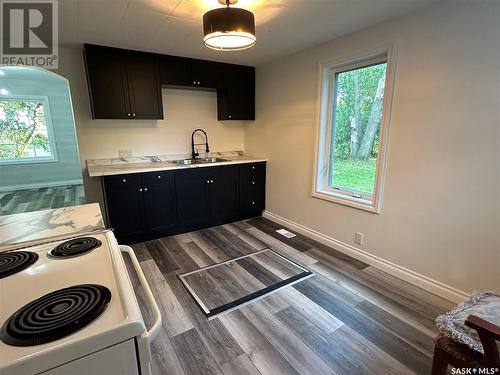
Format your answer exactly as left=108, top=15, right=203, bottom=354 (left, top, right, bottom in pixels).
left=245, top=0, right=500, bottom=293
left=55, top=47, right=246, bottom=206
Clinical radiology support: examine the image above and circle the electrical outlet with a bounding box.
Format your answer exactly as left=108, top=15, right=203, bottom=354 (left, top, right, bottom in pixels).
left=354, top=232, right=364, bottom=245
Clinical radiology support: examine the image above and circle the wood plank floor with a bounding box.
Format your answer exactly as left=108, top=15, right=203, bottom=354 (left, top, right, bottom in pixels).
left=126, top=217, right=455, bottom=375
left=0, top=185, right=85, bottom=215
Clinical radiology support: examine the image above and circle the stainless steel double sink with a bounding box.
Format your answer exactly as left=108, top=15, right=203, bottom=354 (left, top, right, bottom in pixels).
left=170, top=157, right=228, bottom=166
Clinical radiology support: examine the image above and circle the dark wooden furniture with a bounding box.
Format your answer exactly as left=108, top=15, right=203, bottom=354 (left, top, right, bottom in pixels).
left=175, top=165, right=239, bottom=231
left=102, top=162, right=266, bottom=243
left=84, top=44, right=163, bottom=120
left=84, top=44, right=255, bottom=121
left=159, top=55, right=255, bottom=121
left=160, top=56, right=223, bottom=89
left=431, top=315, right=500, bottom=374
left=217, top=64, right=255, bottom=121
left=239, top=162, right=266, bottom=218
left=103, top=171, right=177, bottom=244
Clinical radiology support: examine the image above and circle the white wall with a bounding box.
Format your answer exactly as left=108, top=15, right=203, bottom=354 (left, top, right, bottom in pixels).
left=55, top=47, right=246, bottom=206
left=245, top=0, right=500, bottom=294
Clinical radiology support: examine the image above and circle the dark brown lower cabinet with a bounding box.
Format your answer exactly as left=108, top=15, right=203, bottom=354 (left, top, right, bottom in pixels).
left=103, top=171, right=177, bottom=244
left=103, top=163, right=265, bottom=244
left=239, top=162, right=266, bottom=218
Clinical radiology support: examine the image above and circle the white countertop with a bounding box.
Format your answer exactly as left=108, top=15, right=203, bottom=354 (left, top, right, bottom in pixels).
left=0, top=203, right=105, bottom=249
left=87, top=151, right=267, bottom=177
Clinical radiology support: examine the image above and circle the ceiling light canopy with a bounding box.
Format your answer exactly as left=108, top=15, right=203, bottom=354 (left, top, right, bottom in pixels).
left=203, top=0, right=256, bottom=51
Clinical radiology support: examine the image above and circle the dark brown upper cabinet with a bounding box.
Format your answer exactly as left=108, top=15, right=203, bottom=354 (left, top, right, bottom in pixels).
left=160, top=56, right=223, bottom=89
left=217, top=65, right=255, bottom=121
left=84, top=44, right=254, bottom=121
left=160, top=54, right=254, bottom=120
left=84, top=44, right=163, bottom=120
left=159, top=55, right=195, bottom=87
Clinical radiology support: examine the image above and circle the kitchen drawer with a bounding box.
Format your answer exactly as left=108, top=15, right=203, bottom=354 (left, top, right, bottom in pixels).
left=240, top=162, right=266, bottom=182
left=240, top=192, right=264, bottom=216
left=175, top=167, right=213, bottom=181
left=104, top=174, right=141, bottom=190
left=142, top=170, right=174, bottom=186
left=240, top=177, right=264, bottom=191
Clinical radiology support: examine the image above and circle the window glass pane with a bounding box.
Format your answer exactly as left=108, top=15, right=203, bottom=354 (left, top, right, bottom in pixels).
left=0, top=99, right=53, bottom=161
left=330, top=62, right=387, bottom=195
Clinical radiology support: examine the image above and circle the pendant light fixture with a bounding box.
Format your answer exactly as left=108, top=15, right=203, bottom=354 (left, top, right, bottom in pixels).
left=203, top=0, right=256, bottom=51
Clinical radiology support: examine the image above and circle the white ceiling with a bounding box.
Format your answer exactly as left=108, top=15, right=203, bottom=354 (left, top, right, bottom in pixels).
left=60, top=0, right=437, bottom=66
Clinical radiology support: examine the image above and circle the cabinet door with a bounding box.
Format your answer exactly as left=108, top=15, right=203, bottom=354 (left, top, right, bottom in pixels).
left=192, top=59, right=223, bottom=88
left=209, top=166, right=239, bottom=225
left=142, top=172, right=177, bottom=238
left=160, top=55, right=194, bottom=86
left=239, top=162, right=266, bottom=218
left=103, top=174, right=144, bottom=243
left=125, top=51, right=163, bottom=119
left=217, top=65, right=255, bottom=121
left=84, top=44, right=130, bottom=119
left=175, top=170, right=211, bottom=230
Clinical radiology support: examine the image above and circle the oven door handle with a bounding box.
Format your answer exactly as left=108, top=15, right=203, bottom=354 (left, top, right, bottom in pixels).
left=120, top=245, right=162, bottom=342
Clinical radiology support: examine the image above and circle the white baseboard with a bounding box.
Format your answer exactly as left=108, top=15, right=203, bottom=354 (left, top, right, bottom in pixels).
left=0, top=180, right=83, bottom=192
left=262, top=210, right=468, bottom=304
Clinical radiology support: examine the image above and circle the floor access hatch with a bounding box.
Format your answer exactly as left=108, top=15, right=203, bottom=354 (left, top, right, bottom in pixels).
left=178, top=248, right=313, bottom=318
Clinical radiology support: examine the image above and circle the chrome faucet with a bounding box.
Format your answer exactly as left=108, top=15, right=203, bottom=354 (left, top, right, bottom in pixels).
left=191, top=129, right=209, bottom=159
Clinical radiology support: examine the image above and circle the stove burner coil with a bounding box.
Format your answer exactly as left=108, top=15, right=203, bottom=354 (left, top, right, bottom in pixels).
left=49, top=237, right=102, bottom=258
left=0, top=284, right=111, bottom=346
left=0, top=251, right=38, bottom=279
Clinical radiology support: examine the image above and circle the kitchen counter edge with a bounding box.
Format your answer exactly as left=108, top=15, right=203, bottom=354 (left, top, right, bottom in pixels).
left=87, top=158, right=268, bottom=177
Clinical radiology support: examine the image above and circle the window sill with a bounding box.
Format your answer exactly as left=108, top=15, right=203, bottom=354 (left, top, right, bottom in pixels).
left=312, top=189, right=380, bottom=214
left=0, top=157, right=58, bottom=165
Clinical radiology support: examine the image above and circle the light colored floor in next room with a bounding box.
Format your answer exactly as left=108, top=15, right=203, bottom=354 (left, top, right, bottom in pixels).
left=125, top=217, right=455, bottom=375
left=0, top=185, right=85, bottom=215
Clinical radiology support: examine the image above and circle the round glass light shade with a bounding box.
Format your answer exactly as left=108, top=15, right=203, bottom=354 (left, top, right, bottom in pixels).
left=203, top=7, right=256, bottom=51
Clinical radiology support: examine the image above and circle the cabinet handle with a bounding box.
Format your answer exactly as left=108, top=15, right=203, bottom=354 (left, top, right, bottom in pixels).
left=197, top=81, right=201, bottom=85
left=127, top=113, right=131, bottom=117
left=228, top=115, right=232, bottom=119
left=251, top=201, right=255, bottom=205
left=122, top=178, right=127, bottom=183
left=193, top=81, right=196, bottom=84
left=144, top=187, right=148, bottom=191
left=139, top=188, right=143, bottom=192
left=252, top=181, right=256, bottom=185
left=157, top=175, right=161, bottom=179
left=251, top=166, right=255, bottom=170
left=206, top=180, right=210, bottom=184
left=210, top=179, right=214, bottom=183
left=132, top=113, right=136, bottom=117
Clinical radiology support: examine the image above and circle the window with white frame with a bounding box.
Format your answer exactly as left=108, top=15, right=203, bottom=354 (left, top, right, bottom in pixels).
left=314, top=50, right=395, bottom=213
left=0, top=96, right=57, bottom=164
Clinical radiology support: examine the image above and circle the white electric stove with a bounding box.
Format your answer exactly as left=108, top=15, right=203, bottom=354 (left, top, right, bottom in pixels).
left=0, top=230, right=161, bottom=375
